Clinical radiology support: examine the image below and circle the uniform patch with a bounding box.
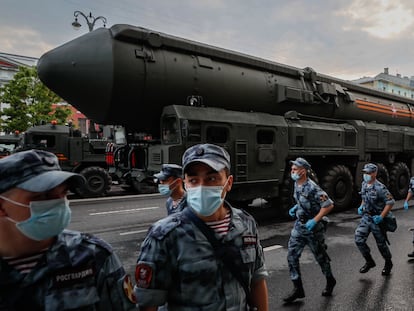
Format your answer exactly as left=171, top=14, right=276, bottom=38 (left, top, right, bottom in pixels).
left=243, top=235, right=257, bottom=245
left=52, top=265, right=95, bottom=288
left=135, top=264, right=153, bottom=288
left=122, top=274, right=137, bottom=303
left=320, top=194, right=328, bottom=202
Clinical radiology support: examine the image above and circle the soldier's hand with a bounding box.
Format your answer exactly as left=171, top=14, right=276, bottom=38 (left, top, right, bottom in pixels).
left=305, top=219, right=317, bottom=231
left=404, top=201, right=409, bottom=210
left=289, top=205, right=298, bottom=218
left=373, top=215, right=383, bottom=224
left=358, top=205, right=365, bottom=215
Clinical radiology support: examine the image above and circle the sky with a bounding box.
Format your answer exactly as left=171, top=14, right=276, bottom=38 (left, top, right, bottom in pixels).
left=1, top=0, right=414, bottom=80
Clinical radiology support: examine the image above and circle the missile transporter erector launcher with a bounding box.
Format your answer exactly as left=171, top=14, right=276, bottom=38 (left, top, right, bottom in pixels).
left=38, top=24, right=414, bottom=213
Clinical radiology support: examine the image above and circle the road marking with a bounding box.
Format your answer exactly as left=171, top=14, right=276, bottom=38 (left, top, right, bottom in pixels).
left=120, top=229, right=149, bottom=236
left=264, top=245, right=283, bottom=252
left=89, top=206, right=159, bottom=215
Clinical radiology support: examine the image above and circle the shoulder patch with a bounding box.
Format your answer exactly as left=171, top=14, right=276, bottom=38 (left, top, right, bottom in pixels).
left=135, top=264, right=152, bottom=288
left=122, top=274, right=137, bottom=303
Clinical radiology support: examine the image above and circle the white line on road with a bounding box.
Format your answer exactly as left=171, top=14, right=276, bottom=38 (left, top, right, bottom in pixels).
left=264, top=245, right=283, bottom=252
left=89, top=206, right=159, bottom=216
left=119, top=229, right=149, bottom=236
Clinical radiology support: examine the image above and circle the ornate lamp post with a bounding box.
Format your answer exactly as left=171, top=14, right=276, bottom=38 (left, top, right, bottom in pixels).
left=72, top=11, right=107, bottom=32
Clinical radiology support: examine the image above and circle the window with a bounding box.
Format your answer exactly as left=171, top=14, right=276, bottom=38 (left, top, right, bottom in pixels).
left=32, top=135, right=55, bottom=148
left=206, top=126, right=228, bottom=143
left=257, top=130, right=274, bottom=144
left=161, top=116, right=179, bottom=144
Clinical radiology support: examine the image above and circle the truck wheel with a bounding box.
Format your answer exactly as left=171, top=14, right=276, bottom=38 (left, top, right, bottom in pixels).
left=321, top=165, right=353, bottom=212
left=376, top=163, right=389, bottom=187
left=388, top=162, right=409, bottom=199
left=77, top=167, right=112, bottom=198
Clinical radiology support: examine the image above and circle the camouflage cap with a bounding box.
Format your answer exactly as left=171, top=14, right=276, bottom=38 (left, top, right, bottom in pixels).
left=290, top=157, right=311, bottom=169
left=182, top=143, right=230, bottom=172
left=0, top=149, right=85, bottom=194
left=362, top=163, right=377, bottom=173
left=154, top=164, right=183, bottom=181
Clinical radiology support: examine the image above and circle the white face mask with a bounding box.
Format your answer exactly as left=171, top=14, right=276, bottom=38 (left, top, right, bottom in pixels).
left=0, top=195, right=71, bottom=241
left=186, top=178, right=229, bottom=216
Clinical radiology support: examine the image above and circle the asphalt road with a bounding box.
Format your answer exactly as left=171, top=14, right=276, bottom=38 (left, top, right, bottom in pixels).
left=68, top=195, right=414, bottom=310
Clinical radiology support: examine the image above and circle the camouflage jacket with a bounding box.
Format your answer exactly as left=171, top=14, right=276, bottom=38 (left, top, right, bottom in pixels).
left=0, top=230, right=137, bottom=311
left=134, top=203, right=268, bottom=311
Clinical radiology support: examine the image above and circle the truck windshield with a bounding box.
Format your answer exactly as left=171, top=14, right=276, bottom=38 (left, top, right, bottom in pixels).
left=162, top=116, right=180, bottom=144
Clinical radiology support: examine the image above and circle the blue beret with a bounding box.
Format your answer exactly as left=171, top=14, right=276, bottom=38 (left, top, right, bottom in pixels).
left=290, top=157, right=311, bottom=169
left=154, top=164, right=182, bottom=181
left=182, top=144, right=230, bottom=172
left=0, top=149, right=85, bottom=194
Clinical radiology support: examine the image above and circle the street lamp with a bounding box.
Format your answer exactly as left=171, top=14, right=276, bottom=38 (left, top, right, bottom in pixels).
left=72, top=11, right=107, bottom=32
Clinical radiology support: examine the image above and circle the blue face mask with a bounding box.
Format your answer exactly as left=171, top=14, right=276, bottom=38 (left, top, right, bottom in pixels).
left=1, top=196, right=71, bottom=241
left=186, top=179, right=228, bottom=216
left=158, top=184, right=172, bottom=196
left=363, top=173, right=372, bottom=183
left=291, top=173, right=300, bottom=181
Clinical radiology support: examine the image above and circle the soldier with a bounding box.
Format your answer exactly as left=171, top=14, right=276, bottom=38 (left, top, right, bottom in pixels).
left=355, top=163, right=395, bottom=275
left=154, top=163, right=186, bottom=215
left=284, top=157, right=336, bottom=303
left=0, top=150, right=137, bottom=310
left=403, top=176, right=414, bottom=257
left=134, top=143, right=269, bottom=311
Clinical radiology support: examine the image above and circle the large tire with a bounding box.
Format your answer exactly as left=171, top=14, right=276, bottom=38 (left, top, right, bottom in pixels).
left=376, top=163, right=389, bottom=187
left=388, top=162, right=410, bottom=199
left=76, top=166, right=112, bottom=198
left=320, top=165, right=354, bottom=212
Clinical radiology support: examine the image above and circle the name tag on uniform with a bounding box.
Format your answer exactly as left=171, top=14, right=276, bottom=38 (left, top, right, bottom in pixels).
left=243, top=235, right=257, bottom=246
left=52, top=265, right=95, bottom=288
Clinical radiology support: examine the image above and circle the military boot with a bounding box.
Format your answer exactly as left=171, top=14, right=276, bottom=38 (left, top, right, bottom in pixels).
left=321, top=276, right=336, bottom=296
left=283, top=279, right=305, bottom=303
left=359, top=255, right=376, bottom=273
left=381, top=259, right=393, bottom=276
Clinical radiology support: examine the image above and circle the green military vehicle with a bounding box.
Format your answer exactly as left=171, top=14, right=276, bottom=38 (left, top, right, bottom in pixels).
left=38, top=24, right=414, bottom=215
left=0, top=133, right=21, bottom=159
left=20, top=122, right=113, bottom=197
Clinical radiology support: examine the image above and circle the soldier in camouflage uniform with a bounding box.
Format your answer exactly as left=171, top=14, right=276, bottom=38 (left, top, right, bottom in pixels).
left=403, top=176, right=414, bottom=257
left=283, top=157, right=336, bottom=303
left=0, top=150, right=137, bottom=310
left=154, top=164, right=187, bottom=215
left=134, top=143, right=268, bottom=311
left=355, top=163, right=395, bottom=275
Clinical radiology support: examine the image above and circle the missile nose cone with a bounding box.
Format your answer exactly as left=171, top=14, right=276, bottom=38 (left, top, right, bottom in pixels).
left=38, top=28, right=113, bottom=123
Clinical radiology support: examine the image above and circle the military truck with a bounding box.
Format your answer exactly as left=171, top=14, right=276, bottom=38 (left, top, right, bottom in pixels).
left=37, top=24, right=414, bottom=214
left=0, top=133, right=21, bottom=159
left=20, top=122, right=114, bottom=197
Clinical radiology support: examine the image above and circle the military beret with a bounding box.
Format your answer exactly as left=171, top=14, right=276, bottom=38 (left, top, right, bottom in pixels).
left=290, top=157, right=311, bottom=169
left=362, top=163, right=378, bottom=173
left=154, top=164, right=182, bottom=181
left=182, top=144, right=230, bottom=172
left=0, top=149, right=85, bottom=194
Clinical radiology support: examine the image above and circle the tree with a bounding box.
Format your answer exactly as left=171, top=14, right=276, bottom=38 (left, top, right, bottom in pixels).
left=0, top=66, right=72, bottom=133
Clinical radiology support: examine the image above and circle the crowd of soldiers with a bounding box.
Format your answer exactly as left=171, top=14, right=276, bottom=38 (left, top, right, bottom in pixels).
left=0, top=144, right=413, bottom=310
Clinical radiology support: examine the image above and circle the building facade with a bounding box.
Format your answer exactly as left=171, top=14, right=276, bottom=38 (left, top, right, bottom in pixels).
left=353, top=68, right=414, bottom=99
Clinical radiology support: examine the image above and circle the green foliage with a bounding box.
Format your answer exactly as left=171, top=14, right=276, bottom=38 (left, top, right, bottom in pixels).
left=0, top=66, right=72, bottom=133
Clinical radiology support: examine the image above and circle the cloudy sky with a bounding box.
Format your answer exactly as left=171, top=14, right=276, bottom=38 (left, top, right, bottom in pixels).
left=1, top=0, right=414, bottom=80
